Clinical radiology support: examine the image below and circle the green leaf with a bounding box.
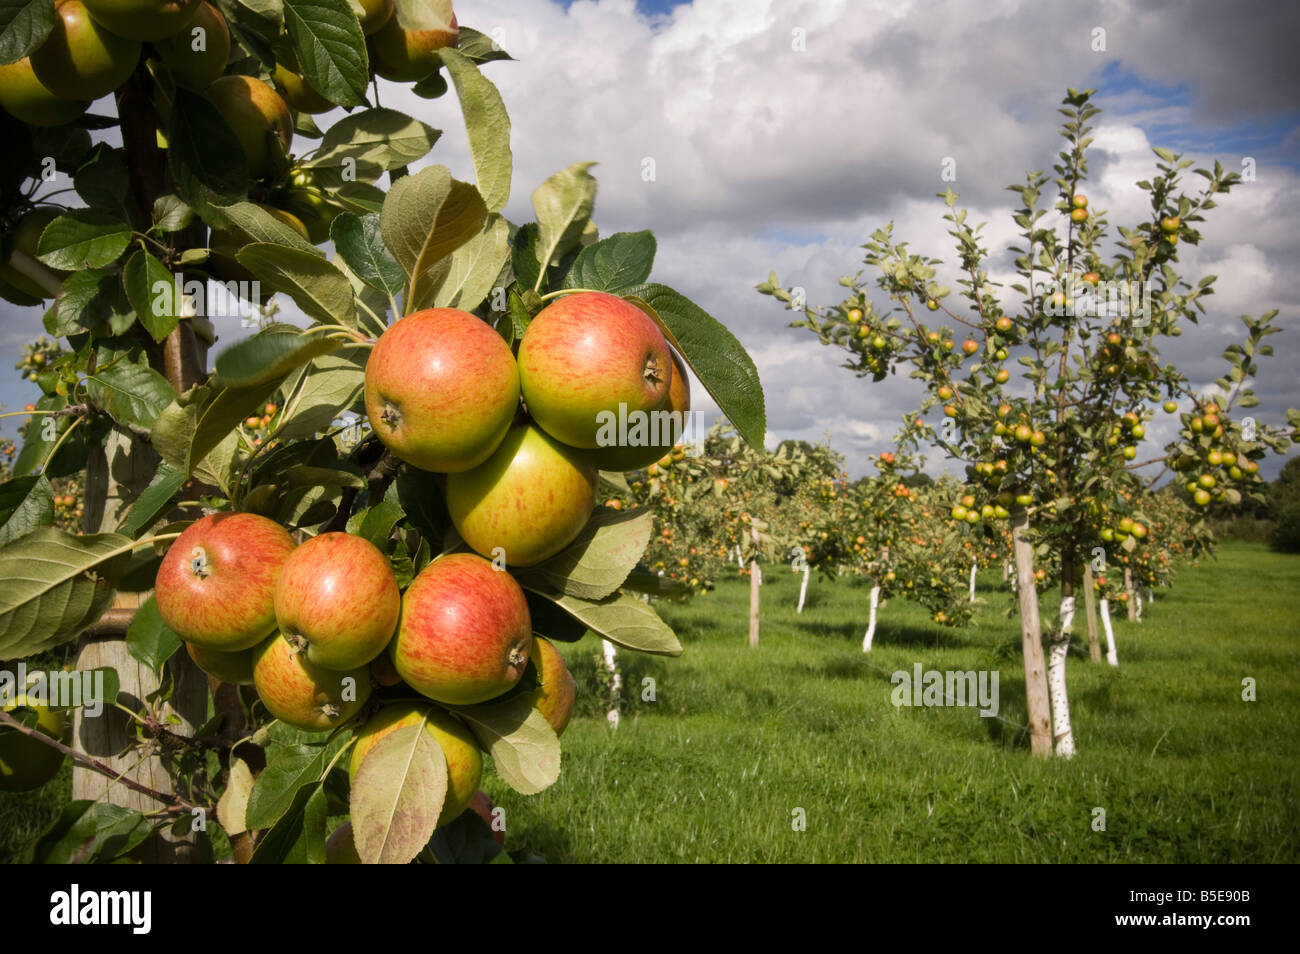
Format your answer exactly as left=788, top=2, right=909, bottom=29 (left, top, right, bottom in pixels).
left=85, top=352, right=176, bottom=432
left=121, top=250, right=182, bottom=342
left=276, top=351, right=367, bottom=440
left=210, top=201, right=321, bottom=256
left=349, top=721, right=447, bottom=865
left=561, top=230, right=655, bottom=292
left=235, top=244, right=357, bottom=325
left=531, top=162, right=597, bottom=278
left=0, top=529, right=132, bottom=659
left=119, top=464, right=187, bottom=537
left=168, top=87, right=248, bottom=207
left=213, top=330, right=342, bottom=388
left=35, top=211, right=131, bottom=270
left=0, top=474, right=53, bottom=547
left=73, top=145, right=130, bottom=220
left=381, top=164, right=487, bottom=311
left=454, top=25, right=515, bottom=64
left=358, top=500, right=403, bottom=550
left=246, top=743, right=330, bottom=831
left=455, top=697, right=560, bottom=796
left=152, top=194, right=194, bottom=232
left=623, top=282, right=766, bottom=448
left=248, top=782, right=318, bottom=864
left=439, top=47, right=511, bottom=214
left=302, top=785, right=330, bottom=863
left=311, top=107, right=440, bottom=181
left=124, top=595, right=182, bottom=673
left=331, top=212, right=404, bottom=296
left=517, top=507, right=652, bottom=601
left=510, top=221, right=541, bottom=293
left=431, top=212, right=509, bottom=310
left=527, top=587, right=682, bottom=656
left=0, top=0, right=55, bottom=65
left=283, top=0, right=369, bottom=107
left=428, top=808, right=509, bottom=864
left=394, top=467, right=451, bottom=544
left=285, top=463, right=365, bottom=488
left=47, top=268, right=131, bottom=337
left=30, top=801, right=152, bottom=864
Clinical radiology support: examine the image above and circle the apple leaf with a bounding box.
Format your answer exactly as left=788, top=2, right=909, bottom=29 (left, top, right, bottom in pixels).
left=455, top=697, right=560, bottom=796
left=517, top=507, right=653, bottom=601
left=215, top=754, right=256, bottom=836
left=439, top=47, right=511, bottom=214
left=209, top=201, right=322, bottom=256
left=531, top=162, right=597, bottom=280
left=0, top=474, right=53, bottom=548
left=30, top=801, right=152, bottom=865
left=248, top=782, right=320, bottom=864
left=428, top=808, right=510, bottom=864
left=124, top=595, right=182, bottom=674
left=121, top=250, right=181, bottom=342
left=561, top=231, right=656, bottom=293
left=381, top=164, right=487, bottom=311
left=358, top=500, right=404, bottom=551
left=85, top=352, right=176, bottom=433
left=0, top=529, right=132, bottom=659
left=48, top=268, right=132, bottom=338
left=331, top=212, right=405, bottom=296
left=302, top=785, right=330, bottom=863
left=236, top=244, right=358, bottom=326
left=350, top=722, right=448, bottom=865
left=275, top=351, right=367, bottom=441
left=455, top=25, right=515, bottom=64
left=12, top=395, right=86, bottom=480
left=428, top=212, right=510, bottom=311
left=510, top=222, right=542, bottom=294
left=526, top=587, right=682, bottom=657
left=73, top=145, right=130, bottom=221
left=168, top=88, right=249, bottom=208
left=246, top=743, right=332, bottom=832
left=118, top=464, right=187, bottom=537
left=312, top=108, right=441, bottom=182
left=35, top=211, right=131, bottom=271
left=213, top=331, right=342, bottom=389
left=282, top=0, right=368, bottom=108
left=622, top=283, right=766, bottom=449
left=393, top=467, right=453, bottom=544
left=0, top=0, right=55, bottom=65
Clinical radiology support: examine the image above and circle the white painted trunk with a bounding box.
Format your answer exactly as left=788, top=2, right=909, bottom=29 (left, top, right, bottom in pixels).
left=602, top=638, right=621, bottom=729
left=1135, top=588, right=1143, bottom=622
left=862, top=585, right=881, bottom=652
left=1003, top=560, right=1013, bottom=581
left=1048, top=596, right=1076, bottom=759
left=1147, top=588, right=1154, bottom=603
left=969, top=560, right=977, bottom=602
left=796, top=565, right=810, bottom=613
left=1100, top=598, right=1118, bottom=667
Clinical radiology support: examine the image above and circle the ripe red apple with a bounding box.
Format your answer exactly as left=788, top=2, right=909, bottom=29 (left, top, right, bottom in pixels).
left=81, top=0, right=200, bottom=41
left=252, top=633, right=372, bottom=731
left=30, top=0, right=141, bottom=102
left=517, top=291, right=673, bottom=450
left=591, top=349, right=691, bottom=472
left=522, top=636, right=575, bottom=736
left=0, top=57, right=89, bottom=127
left=186, top=642, right=255, bottom=685
left=368, top=1, right=457, bottom=81
left=446, top=423, right=597, bottom=567
left=961, top=338, right=979, bottom=355
left=349, top=703, right=481, bottom=827
left=274, top=532, right=400, bottom=671
left=204, top=74, right=293, bottom=179
left=0, top=696, right=66, bottom=792
left=364, top=308, right=520, bottom=473
left=155, top=512, right=296, bottom=651
left=391, top=553, right=532, bottom=706
left=152, top=2, right=230, bottom=89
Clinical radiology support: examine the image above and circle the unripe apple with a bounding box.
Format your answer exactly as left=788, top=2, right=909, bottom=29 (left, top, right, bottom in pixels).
left=446, top=423, right=597, bottom=567
left=1070, top=207, right=1088, bottom=223
left=1071, top=195, right=1088, bottom=209
left=1030, top=430, right=1046, bottom=447
left=1197, top=474, right=1216, bottom=490
left=0, top=209, right=71, bottom=299
left=365, top=308, right=520, bottom=473
left=273, top=62, right=335, bottom=114
left=846, top=308, right=863, bottom=322
left=31, top=0, right=141, bottom=102
left=151, top=1, right=228, bottom=88
left=368, top=1, right=457, bottom=81
left=186, top=642, right=255, bottom=685
left=351, top=0, right=394, bottom=35
left=995, top=369, right=1010, bottom=384
left=252, top=633, right=372, bottom=731
left=0, top=696, right=67, bottom=791
left=82, top=0, right=200, bottom=41
left=204, top=74, right=293, bottom=179
left=274, top=532, right=400, bottom=671
left=1193, top=488, right=1211, bottom=506
left=994, top=315, right=1013, bottom=333
left=590, top=349, right=690, bottom=472
left=518, top=291, right=673, bottom=450
left=522, top=636, right=575, bottom=735
left=937, top=385, right=953, bottom=401
left=350, top=703, right=481, bottom=827
left=155, top=512, right=296, bottom=651
left=1160, top=215, right=1180, bottom=233
left=961, top=338, right=979, bottom=355
left=391, top=553, right=532, bottom=706
left=0, top=57, right=89, bottom=127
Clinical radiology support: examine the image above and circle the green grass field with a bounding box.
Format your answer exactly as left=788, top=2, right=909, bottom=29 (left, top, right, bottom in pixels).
left=3, top=542, right=1297, bottom=863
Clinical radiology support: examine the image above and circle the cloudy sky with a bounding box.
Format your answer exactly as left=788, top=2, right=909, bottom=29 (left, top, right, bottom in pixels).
left=4, top=0, right=1298, bottom=478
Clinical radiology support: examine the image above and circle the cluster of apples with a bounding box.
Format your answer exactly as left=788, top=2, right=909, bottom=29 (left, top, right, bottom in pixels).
left=365, top=293, right=690, bottom=567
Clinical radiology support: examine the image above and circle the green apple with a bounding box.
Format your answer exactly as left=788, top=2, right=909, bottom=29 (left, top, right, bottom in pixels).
left=349, top=703, right=482, bottom=827
left=446, top=423, right=598, bottom=567
left=186, top=642, right=255, bottom=685
left=351, top=0, right=394, bottom=35
left=31, top=0, right=141, bottom=102
left=155, top=512, right=297, bottom=651
left=365, top=307, right=520, bottom=473
left=0, top=696, right=67, bottom=791
left=369, top=0, right=458, bottom=82
left=522, top=636, right=575, bottom=736
left=518, top=291, right=674, bottom=450
left=273, top=532, right=400, bottom=671
left=82, top=0, right=200, bottom=41
left=0, top=209, right=71, bottom=299
left=391, top=553, right=532, bottom=706
left=152, top=1, right=229, bottom=89
left=204, top=74, right=293, bottom=179
left=0, top=57, right=90, bottom=127
left=273, top=61, right=335, bottom=114
left=252, top=633, right=372, bottom=731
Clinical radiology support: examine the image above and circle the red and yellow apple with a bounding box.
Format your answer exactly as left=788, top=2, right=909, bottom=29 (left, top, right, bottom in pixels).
left=252, top=633, right=372, bottom=731
left=523, top=636, right=575, bottom=736
left=186, top=642, right=255, bottom=685
left=591, top=349, right=691, bottom=472
left=369, top=0, right=457, bottom=81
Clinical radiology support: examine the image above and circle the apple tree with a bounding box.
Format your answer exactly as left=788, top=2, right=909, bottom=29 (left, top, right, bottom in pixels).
left=0, top=0, right=765, bottom=862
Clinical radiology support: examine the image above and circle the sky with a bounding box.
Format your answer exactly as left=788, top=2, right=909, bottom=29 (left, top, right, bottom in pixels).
left=3, top=0, right=1299, bottom=479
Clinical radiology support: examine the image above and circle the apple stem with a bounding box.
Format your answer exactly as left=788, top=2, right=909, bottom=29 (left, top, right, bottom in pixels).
left=189, top=545, right=211, bottom=579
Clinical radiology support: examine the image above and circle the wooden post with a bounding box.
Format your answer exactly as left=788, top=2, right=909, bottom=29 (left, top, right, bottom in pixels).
left=747, top=525, right=761, bottom=647
left=1012, top=511, right=1053, bottom=757
left=1083, top=563, right=1101, bottom=662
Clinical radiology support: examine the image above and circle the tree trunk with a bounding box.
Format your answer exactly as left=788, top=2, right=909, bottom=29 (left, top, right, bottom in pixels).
left=1100, top=597, right=1118, bottom=667
left=862, top=584, right=880, bottom=652
left=1082, top=564, right=1101, bottom=663
left=1049, top=548, right=1077, bottom=759
left=969, top=560, right=977, bottom=602
left=1124, top=567, right=1137, bottom=621
left=796, top=564, right=810, bottom=613
left=1012, top=511, right=1053, bottom=757
left=601, top=639, right=620, bottom=728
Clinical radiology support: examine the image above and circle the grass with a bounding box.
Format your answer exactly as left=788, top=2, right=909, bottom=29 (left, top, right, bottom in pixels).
left=3, top=542, right=1297, bottom=863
